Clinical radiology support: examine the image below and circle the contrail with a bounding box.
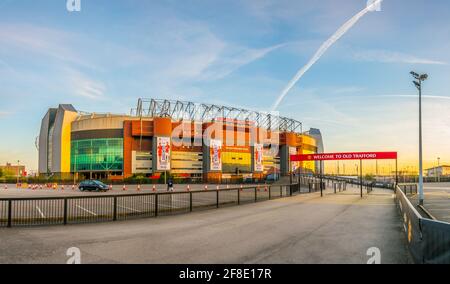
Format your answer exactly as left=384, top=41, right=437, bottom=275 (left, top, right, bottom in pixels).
left=272, top=0, right=383, bottom=111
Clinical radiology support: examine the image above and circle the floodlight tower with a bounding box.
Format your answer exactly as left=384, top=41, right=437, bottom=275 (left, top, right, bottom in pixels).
left=410, top=71, right=428, bottom=206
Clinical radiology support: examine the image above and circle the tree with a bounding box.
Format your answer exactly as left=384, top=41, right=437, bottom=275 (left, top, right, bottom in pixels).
left=0, top=168, right=3, bottom=178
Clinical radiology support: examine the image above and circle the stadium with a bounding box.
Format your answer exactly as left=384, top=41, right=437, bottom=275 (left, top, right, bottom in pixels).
left=38, top=98, right=323, bottom=183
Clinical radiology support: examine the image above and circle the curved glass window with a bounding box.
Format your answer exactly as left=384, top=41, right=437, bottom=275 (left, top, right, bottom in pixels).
left=71, top=138, right=123, bottom=172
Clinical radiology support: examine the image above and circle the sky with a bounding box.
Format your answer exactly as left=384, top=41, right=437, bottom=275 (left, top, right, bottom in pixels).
left=0, top=0, right=449, bottom=174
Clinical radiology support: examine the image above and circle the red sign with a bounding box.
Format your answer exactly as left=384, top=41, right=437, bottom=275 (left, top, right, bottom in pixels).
left=291, top=152, right=397, bottom=161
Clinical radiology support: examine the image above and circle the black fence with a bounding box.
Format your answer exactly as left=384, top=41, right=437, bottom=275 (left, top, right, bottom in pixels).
left=396, top=184, right=450, bottom=264
left=0, top=184, right=299, bottom=228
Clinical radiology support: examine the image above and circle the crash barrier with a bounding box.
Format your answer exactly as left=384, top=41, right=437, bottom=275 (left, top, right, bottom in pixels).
left=395, top=184, right=450, bottom=264
left=0, top=184, right=300, bottom=228
left=398, top=183, right=418, bottom=196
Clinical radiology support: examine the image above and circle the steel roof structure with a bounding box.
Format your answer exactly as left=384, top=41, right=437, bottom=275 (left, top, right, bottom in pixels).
left=132, top=98, right=302, bottom=132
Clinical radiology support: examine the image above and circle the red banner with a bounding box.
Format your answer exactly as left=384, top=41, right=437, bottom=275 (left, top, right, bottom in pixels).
left=291, top=152, right=397, bottom=161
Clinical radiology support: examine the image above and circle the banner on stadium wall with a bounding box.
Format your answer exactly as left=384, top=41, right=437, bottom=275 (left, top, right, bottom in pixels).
left=289, top=147, right=299, bottom=172
left=290, top=151, right=398, bottom=161
left=156, top=137, right=171, bottom=170
left=210, top=139, right=222, bottom=171
left=254, top=143, right=264, bottom=172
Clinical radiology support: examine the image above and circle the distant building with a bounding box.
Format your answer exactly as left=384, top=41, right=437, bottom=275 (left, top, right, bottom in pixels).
left=425, top=165, right=450, bottom=177
left=0, top=163, right=26, bottom=177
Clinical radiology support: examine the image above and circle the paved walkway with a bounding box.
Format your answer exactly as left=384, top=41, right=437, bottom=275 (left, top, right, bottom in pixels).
left=0, top=188, right=412, bottom=264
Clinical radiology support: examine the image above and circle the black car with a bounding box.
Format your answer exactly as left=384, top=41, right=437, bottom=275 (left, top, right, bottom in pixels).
left=78, top=180, right=109, bottom=192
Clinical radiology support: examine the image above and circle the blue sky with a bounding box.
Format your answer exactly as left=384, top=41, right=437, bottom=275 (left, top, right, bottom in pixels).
left=0, top=0, right=449, bottom=173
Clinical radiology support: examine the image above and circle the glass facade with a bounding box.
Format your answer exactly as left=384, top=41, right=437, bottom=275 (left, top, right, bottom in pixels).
left=71, top=138, right=123, bottom=172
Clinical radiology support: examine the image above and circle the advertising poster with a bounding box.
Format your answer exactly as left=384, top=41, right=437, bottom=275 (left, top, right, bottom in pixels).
left=156, top=137, right=171, bottom=171
left=289, top=147, right=299, bottom=172
left=210, top=139, right=222, bottom=171
left=254, top=143, right=264, bottom=172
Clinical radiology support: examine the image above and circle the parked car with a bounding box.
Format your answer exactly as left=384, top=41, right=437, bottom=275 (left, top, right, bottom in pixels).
left=265, top=174, right=279, bottom=182
left=78, top=180, right=109, bottom=192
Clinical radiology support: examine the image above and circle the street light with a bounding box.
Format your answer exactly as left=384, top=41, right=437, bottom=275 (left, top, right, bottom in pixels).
left=17, top=160, right=20, bottom=185
left=437, top=157, right=440, bottom=182
left=411, top=71, right=428, bottom=205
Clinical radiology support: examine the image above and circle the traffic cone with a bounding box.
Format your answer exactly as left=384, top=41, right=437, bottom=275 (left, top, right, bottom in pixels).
left=61, top=185, right=65, bottom=191
left=226, top=184, right=229, bottom=189
left=137, top=184, right=141, bottom=191
left=264, top=186, right=268, bottom=192
left=72, top=185, right=75, bottom=191
left=216, top=185, right=219, bottom=190
left=186, top=185, right=190, bottom=191
left=109, top=184, right=112, bottom=191
left=4, top=184, right=7, bottom=190
left=204, top=185, right=208, bottom=191
left=240, top=184, right=243, bottom=191
left=122, top=185, right=127, bottom=191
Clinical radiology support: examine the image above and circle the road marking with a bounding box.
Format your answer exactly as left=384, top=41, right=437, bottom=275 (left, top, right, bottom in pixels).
left=35, top=206, right=46, bottom=218
left=118, top=205, right=142, bottom=213
left=76, top=205, right=97, bottom=216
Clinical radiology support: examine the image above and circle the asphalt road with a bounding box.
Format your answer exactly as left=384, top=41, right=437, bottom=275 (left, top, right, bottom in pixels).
left=0, top=183, right=262, bottom=197
left=0, top=187, right=412, bottom=264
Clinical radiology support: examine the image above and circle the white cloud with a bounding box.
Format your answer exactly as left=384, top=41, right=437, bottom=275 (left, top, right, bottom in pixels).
left=354, top=50, right=447, bottom=65
left=0, top=111, right=11, bottom=117
left=67, top=70, right=106, bottom=100
left=200, top=43, right=285, bottom=81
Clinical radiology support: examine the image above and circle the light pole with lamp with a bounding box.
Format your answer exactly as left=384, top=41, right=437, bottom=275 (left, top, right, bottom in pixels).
left=437, top=157, right=440, bottom=182
left=410, top=71, right=428, bottom=206
left=17, top=160, right=20, bottom=186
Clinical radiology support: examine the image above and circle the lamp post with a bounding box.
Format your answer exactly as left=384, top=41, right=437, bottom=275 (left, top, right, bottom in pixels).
left=437, top=157, right=440, bottom=183
left=17, top=160, right=20, bottom=185
left=411, top=71, right=428, bottom=206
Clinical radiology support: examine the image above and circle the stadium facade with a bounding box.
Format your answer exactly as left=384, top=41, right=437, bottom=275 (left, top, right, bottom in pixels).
left=38, top=99, right=323, bottom=182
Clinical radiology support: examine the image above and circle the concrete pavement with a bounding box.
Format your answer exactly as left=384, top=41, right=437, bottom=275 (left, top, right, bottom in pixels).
left=0, top=187, right=412, bottom=264
left=409, top=182, right=450, bottom=223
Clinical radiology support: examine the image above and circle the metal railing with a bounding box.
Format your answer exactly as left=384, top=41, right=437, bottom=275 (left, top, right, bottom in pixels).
left=395, top=184, right=450, bottom=264
left=0, top=184, right=300, bottom=228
